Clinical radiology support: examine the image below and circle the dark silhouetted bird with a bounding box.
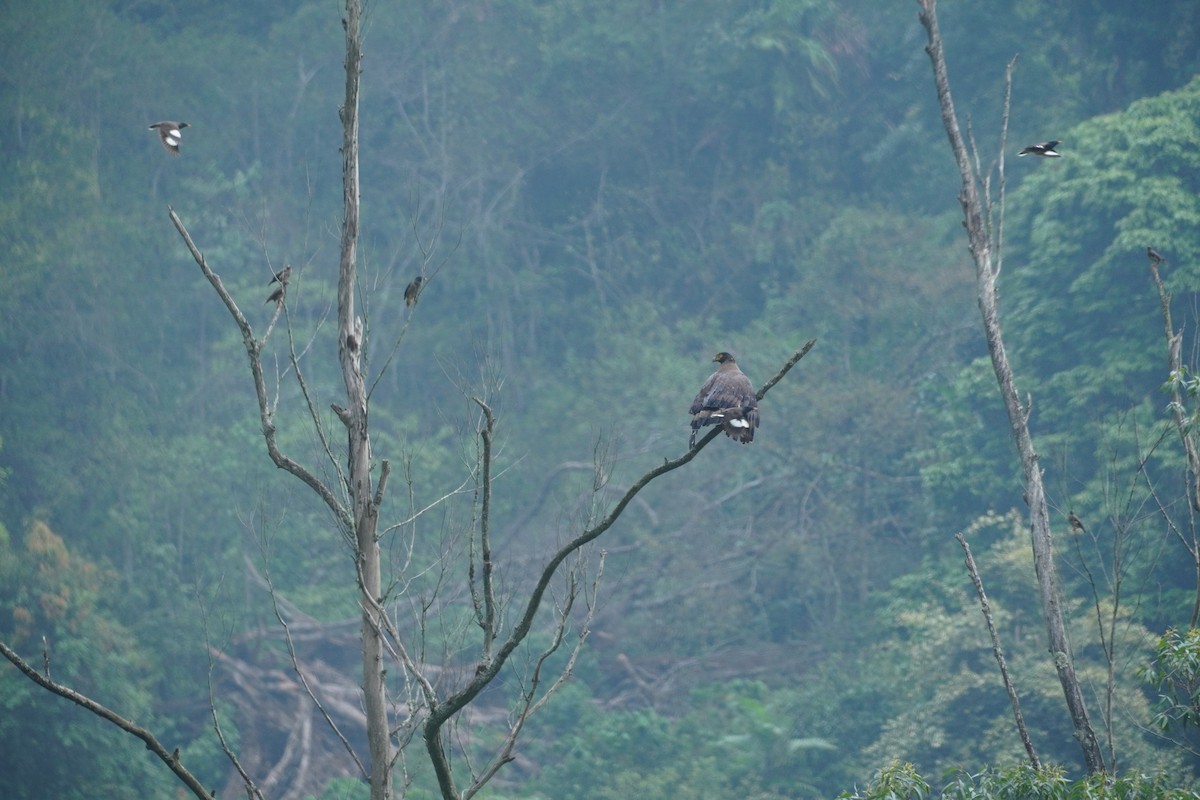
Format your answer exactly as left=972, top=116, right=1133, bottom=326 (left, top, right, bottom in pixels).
left=268, top=265, right=293, bottom=286
left=404, top=276, right=424, bottom=307
left=1018, top=140, right=1061, bottom=157
left=688, top=352, right=759, bottom=447
left=149, top=121, right=189, bottom=155
left=266, top=286, right=285, bottom=305
left=1068, top=512, right=1086, bottom=533
left=1147, top=246, right=1164, bottom=265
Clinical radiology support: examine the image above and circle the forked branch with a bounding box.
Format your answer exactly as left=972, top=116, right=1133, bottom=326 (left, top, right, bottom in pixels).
left=167, top=207, right=350, bottom=529
left=423, top=339, right=816, bottom=799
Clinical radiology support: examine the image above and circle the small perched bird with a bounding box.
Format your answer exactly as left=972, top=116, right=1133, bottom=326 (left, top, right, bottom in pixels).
left=404, top=276, right=424, bottom=307
left=1018, top=140, right=1061, bottom=157
left=1147, top=246, right=1164, bottom=265
left=148, top=121, right=190, bottom=156
left=1068, top=512, right=1086, bottom=533
left=688, top=352, right=759, bottom=447
left=268, top=265, right=293, bottom=286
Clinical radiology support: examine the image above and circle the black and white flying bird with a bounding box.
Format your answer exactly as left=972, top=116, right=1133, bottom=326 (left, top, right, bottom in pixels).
left=148, top=121, right=189, bottom=155
left=1018, top=140, right=1061, bottom=157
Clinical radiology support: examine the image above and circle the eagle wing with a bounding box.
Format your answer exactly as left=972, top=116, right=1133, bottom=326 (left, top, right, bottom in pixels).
left=689, top=362, right=759, bottom=444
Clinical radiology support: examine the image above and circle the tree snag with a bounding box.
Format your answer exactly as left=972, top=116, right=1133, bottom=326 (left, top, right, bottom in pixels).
left=916, top=0, right=1104, bottom=775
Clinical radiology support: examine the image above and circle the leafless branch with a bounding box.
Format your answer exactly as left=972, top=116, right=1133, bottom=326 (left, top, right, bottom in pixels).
left=955, top=533, right=1040, bottom=769
left=422, top=340, right=815, bottom=798
left=0, top=641, right=218, bottom=800
left=470, top=398, right=499, bottom=662
left=167, top=207, right=351, bottom=529
left=259, top=554, right=368, bottom=779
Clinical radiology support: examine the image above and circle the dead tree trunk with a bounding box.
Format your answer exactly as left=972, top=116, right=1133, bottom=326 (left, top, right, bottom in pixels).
left=1147, top=259, right=1200, bottom=629
left=335, top=2, right=392, bottom=799
left=916, top=0, right=1105, bottom=775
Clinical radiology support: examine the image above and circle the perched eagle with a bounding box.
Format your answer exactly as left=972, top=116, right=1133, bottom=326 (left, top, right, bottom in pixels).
left=149, top=121, right=189, bottom=156
left=266, top=264, right=291, bottom=304
left=689, top=352, right=759, bottom=447
left=268, top=265, right=293, bottom=286
left=1147, top=246, right=1164, bottom=265
left=404, top=275, right=424, bottom=307
left=1018, top=140, right=1061, bottom=157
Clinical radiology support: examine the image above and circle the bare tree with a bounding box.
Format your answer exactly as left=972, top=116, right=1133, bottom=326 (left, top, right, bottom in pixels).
left=1147, top=256, right=1200, bottom=628
left=916, top=0, right=1104, bottom=774
left=1, top=2, right=815, bottom=796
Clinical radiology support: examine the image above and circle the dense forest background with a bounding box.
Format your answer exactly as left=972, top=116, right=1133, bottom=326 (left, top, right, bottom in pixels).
left=3, top=1, right=1200, bottom=798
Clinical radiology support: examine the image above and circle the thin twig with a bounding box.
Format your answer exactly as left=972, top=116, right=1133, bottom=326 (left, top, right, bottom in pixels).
left=955, top=533, right=1040, bottom=769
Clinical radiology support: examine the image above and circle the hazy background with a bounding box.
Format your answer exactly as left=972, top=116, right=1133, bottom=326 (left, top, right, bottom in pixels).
left=2, top=1, right=1200, bottom=797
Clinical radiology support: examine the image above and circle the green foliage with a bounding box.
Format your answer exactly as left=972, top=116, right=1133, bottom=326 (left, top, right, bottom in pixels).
left=1004, top=75, right=1200, bottom=409
left=837, top=512, right=1194, bottom=781
left=925, top=75, right=1200, bottom=607
left=1141, top=627, right=1200, bottom=732
left=843, top=761, right=1200, bottom=800
left=524, top=680, right=835, bottom=800
left=0, top=522, right=185, bottom=799
left=838, top=760, right=931, bottom=800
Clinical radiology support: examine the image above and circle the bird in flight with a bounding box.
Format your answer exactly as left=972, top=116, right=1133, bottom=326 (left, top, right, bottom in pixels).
left=149, top=121, right=190, bottom=156
left=1018, top=140, right=1061, bottom=157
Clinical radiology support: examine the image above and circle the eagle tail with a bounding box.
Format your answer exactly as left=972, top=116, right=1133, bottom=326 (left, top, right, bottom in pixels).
left=722, top=417, right=755, bottom=443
